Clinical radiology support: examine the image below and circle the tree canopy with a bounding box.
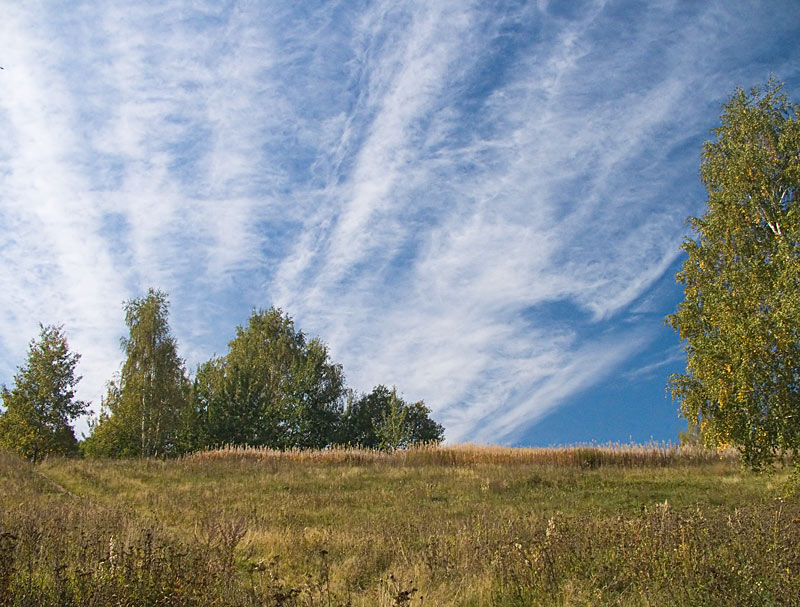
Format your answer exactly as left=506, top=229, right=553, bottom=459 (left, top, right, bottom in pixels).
left=0, top=324, right=87, bottom=462
left=668, top=78, right=800, bottom=469
left=192, top=307, right=346, bottom=449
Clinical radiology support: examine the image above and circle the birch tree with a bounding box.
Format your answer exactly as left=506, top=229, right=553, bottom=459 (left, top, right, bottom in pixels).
left=668, top=79, right=800, bottom=469
left=85, top=289, right=188, bottom=457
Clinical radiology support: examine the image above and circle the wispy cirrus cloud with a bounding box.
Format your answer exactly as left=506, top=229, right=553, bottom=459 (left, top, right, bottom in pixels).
left=266, top=0, right=707, bottom=441
left=1, top=0, right=799, bottom=443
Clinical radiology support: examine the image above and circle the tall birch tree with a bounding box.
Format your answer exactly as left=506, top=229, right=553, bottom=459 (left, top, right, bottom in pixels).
left=85, top=289, right=188, bottom=457
left=668, top=79, right=800, bottom=469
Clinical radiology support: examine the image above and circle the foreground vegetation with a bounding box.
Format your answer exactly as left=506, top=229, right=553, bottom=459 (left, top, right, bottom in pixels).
left=2, top=444, right=799, bottom=606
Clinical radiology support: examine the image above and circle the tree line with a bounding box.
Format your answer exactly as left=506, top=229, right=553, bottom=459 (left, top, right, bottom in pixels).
left=0, top=291, right=444, bottom=461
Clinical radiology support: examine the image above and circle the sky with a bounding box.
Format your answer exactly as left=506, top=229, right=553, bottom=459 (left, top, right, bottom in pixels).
left=1, top=0, right=799, bottom=446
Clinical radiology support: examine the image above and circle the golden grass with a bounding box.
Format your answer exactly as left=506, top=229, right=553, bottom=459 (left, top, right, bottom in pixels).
left=185, top=440, right=740, bottom=468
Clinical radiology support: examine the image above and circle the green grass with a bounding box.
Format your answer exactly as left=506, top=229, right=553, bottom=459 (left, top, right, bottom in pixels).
left=1, top=445, right=798, bottom=606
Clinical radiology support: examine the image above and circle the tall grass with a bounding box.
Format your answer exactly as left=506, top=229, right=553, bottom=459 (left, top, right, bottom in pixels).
left=187, top=441, right=740, bottom=468
left=2, top=445, right=798, bottom=606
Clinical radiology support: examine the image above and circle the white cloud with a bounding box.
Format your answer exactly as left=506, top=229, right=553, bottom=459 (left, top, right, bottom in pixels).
left=1, top=0, right=798, bottom=443
left=0, top=6, right=128, bottom=418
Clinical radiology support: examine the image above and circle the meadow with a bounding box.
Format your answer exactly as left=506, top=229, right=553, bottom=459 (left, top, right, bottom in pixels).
left=1, top=444, right=798, bottom=606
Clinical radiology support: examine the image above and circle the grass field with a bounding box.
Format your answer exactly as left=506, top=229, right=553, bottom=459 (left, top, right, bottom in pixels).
left=1, top=444, right=798, bottom=606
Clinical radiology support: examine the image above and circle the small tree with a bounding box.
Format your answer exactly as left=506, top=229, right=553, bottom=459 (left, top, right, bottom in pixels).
left=375, top=388, right=408, bottom=450
left=677, top=421, right=704, bottom=448
left=0, top=325, right=87, bottom=462
left=667, top=78, right=800, bottom=469
left=341, top=385, right=444, bottom=449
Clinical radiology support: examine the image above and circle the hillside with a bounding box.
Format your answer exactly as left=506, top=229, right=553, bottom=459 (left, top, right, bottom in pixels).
left=1, top=445, right=798, bottom=606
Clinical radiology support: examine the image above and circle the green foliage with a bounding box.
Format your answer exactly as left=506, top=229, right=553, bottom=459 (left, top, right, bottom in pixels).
left=668, top=78, right=800, bottom=469
left=79, top=396, right=132, bottom=459
left=341, top=385, right=444, bottom=449
left=375, top=388, right=408, bottom=450
left=192, top=307, right=346, bottom=449
left=84, top=289, right=189, bottom=457
left=0, top=325, right=86, bottom=462
left=80, top=299, right=441, bottom=457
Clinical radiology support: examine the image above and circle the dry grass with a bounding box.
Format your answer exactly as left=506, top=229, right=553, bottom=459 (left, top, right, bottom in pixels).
left=186, top=441, right=740, bottom=468
left=1, top=445, right=798, bottom=606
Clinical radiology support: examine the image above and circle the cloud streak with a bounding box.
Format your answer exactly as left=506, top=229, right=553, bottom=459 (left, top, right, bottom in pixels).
left=1, top=0, right=799, bottom=442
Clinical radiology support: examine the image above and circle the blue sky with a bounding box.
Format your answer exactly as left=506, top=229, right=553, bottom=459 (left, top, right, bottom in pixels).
left=1, top=1, right=799, bottom=445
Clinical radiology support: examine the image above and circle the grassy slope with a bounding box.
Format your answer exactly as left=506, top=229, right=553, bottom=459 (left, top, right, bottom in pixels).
left=2, top=446, right=799, bottom=606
